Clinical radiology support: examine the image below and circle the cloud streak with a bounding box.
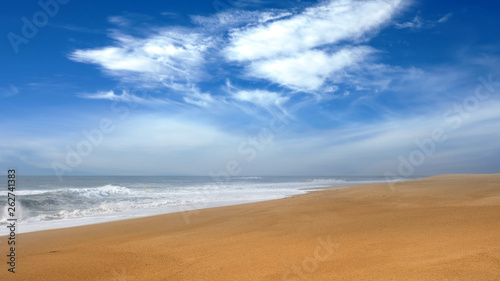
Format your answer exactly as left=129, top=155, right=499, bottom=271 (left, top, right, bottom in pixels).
left=70, top=0, right=407, bottom=100
left=0, top=85, right=19, bottom=98
left=4, top=95, right=499, bottom=175
left=17, top=0, right=492, bottom=177
left=78, top=90, right=168, bottom=105
left=247, top=47, right=374, bottom=91
left=225, top=0, right=404, bottom=91
left=69, top=29, right=213, bottom=91
left=395, top=12, right=453, bottom=29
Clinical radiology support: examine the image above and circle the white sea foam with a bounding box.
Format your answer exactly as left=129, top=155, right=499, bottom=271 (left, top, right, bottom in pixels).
left=64, top=185, right=134, bottom=198
left=15, top=184, right=133, bottom=197
left=0, top=176, right=404, bottom=235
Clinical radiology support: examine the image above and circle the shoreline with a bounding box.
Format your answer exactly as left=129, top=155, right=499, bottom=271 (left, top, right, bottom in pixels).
left=1, top=185, right=345, bottom=236
left=1, top=174, right=499, bottom=280
left=2, top=177, right=405, bottom=235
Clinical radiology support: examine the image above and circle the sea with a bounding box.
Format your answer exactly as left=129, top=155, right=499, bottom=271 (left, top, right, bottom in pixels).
left=0, top=175, right=407, bottom=235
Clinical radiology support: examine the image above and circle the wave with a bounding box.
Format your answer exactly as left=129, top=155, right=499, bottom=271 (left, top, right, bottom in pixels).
left=15, top=185, right=134, bottom=198
left=16, top=197, right=214, bottom=223
left=1, top=177, right=399, bottom=228
left=26, top=205, right=121, bottom=222
left=64, top=185, right=134, bottom=198
left=15, top=189, right=53, bottom=196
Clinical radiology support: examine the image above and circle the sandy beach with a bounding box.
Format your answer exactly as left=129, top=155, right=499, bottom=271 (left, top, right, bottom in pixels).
left=1, top=174, right=500, bottom=280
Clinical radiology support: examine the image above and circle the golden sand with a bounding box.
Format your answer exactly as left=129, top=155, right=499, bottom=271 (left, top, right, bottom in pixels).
left=1, top=174, right=499, bottom=280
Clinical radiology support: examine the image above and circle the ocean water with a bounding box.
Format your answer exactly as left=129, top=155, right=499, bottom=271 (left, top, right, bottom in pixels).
left=0, top=176, right=404, bottom=234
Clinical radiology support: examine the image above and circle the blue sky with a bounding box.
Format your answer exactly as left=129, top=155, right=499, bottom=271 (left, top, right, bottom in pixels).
left=1, top=0, right=500, bottom=177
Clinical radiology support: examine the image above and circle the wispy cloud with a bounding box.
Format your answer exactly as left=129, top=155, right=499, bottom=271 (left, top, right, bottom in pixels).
left=108, top=16, right=129, bottom=26
left=225, top=0, right=404, bottom=91
left=69, top=30, right=213, bottom=90
left=232, top=89, right=290, bottom=116
left=5, top=95, right=499, bottom=175
left=247, top=47, right=374, bottom=91
left=438, top=12, right=453, bottom=23
left=70, top=0, right=407, bottom=97
left=160, top=11, right=181, bottom=20
left=182, top=90, right=216, bottom=108
left=395, top=12, right=453, bottom=29
left=78, top=90, right=168, bottom=105
left=108, top=12, right=155, bottom=27
left=249, top=96, right=500, bottom=175
left=225, top=0, right=402, bottom=61
left=49, top=24, right=106, bottom=34
left=0, top=85, right=19, bottom=98
left=394, top=15, right=423, bottom=29
left=190, top=10, right=264, bottom=29
left=3, top=0, right=500, bottom=177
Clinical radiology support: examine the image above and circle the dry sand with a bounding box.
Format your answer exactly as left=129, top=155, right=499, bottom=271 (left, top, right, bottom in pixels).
left=1, top=174, right=500, bottom=280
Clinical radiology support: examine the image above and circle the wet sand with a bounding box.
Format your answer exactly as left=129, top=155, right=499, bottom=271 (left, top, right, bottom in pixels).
left=1, top=174, right=499, bottom=280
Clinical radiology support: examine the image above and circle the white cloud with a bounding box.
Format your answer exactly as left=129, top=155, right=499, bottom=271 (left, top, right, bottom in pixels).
left=72, top=47, right=156, bottom=72
left=224, top=0, right=403, bottom=91
left=70, top=30, right=213, bottom=90
left=394, top=15, right=423, bottom=29
left=233, top=89, right=289, bottom=108
left=248, top=47, right=374, bottom=91
left=190, top=9, right=293, bottom=35
left=78, top=90, right=118, bottom=100
left=241, top=97, right=500, bottom=175
left=3, top=88, right=500, bottom=175
left=438, top=13, right=453, bottom=23
left=395, top=12, right=453, bottom=30
left=225, top=0, right=402, bottom=61
left=108, top=16, right=129, bottom=26
left=190, top=10, right=261, bottom=29
left=78, top=90, right=167, bottom=105
left=183, top=91, right=216, bottom=107
left=258, top=11, right=293, bottom=23
left=70, top=0, right=407, bottom=96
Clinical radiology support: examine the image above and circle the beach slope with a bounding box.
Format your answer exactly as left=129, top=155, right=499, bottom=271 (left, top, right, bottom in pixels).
left=1, top=174, right=500, bottom=280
